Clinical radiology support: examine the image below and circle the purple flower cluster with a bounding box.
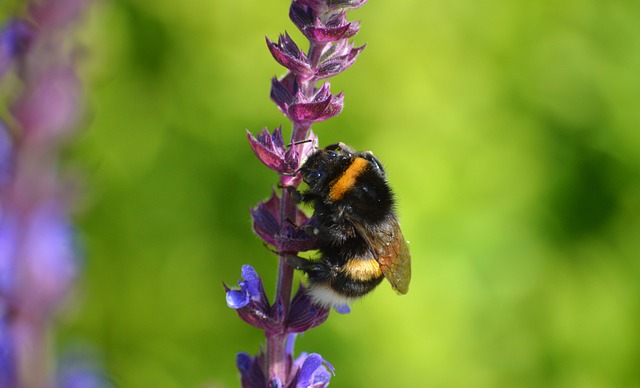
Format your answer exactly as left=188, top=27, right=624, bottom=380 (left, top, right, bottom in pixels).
left=0, top=0, right=108, bottom=386
left=225, top=0, right=368, bottom=386
left=237, top=334, right=334, bottom=388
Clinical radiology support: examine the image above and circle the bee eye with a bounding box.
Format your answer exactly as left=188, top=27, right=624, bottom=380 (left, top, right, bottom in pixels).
left=308, top=171, right=322, bottom=181
left=362, top=152, right=385, bottom=174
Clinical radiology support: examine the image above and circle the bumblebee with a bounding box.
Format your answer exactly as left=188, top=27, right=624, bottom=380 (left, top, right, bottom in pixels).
left=288, top=143, right=411, bottom=308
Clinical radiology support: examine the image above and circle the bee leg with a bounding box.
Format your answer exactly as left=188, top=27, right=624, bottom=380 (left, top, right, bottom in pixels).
left=285, top=254, right=324, bottom=273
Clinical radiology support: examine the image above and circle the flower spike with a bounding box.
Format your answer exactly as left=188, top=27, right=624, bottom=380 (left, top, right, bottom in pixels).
left=234, top=0, right=371, bottom=384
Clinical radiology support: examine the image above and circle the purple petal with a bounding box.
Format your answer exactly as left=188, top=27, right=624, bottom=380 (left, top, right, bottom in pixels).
left=288, top=285, right=330, bottom=333
left=237, top=352, right=267, bottom=388
left=270, top=77, right=294, bottom=113
left=266, top=34, right=312, bottom=78
left=226, top=289, right=250, bottom=309
left=289, top=2, right=314, bottom=31
left=247, top=128, right=288, bottom=173
left=251, top=191, right=281, bottom=246
left=288, top=93, right=343, bottom=124
left=333, top=304, right=351, bottom=314
left=296, top=353, right=333, bottom=388
left=240, top=264, right=262, bottom=300
left=225, top=266, right=274, bottom=331
left=297, top=0, right=367, bottom=12
left=275, top=222, right=318, bottom=253
left=316, top=44, right=365, bottom=80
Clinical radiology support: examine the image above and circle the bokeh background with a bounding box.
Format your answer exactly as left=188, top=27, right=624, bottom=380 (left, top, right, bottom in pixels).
left=34, top=0, right=640, bottom=386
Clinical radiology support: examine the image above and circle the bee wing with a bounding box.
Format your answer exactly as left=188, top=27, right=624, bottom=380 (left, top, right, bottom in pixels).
left=353, top=217, right=411, bottom=294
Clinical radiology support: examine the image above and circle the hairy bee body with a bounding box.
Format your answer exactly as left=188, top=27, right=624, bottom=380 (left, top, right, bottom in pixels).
left=290, top=143, right=411, bottom=308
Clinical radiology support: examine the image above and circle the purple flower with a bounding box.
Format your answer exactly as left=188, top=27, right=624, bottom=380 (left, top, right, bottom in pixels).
left=247, top=127, right=318, bottom=187
left=292, top=353, right=333, bottom=388
left=290, top=4, right=359, bottom=43
left=225, top=265, right=274, bottom=332
left=247, top=127, right=298, bottom=175
left=287, top=285, right=329, bottom=333
left=315, top=40, right=365, bottom=80
left=267, top=34, right=313, bottom=80
left=296, top=0, right=367, bottom=13
left=225, top=266, right=329, bottom=336
left=250, top=191, right=282, bottom=247
left=285, top=334, right=334, bottom=388
left=237, top=351, right=267, bottom=388
left=271, top=75, right=344, bottom=125
left=236, top=334, right=334, bottom=388
left=226, top=265, right=267, bottom=309
left=251, top=191, right=314, bottom=252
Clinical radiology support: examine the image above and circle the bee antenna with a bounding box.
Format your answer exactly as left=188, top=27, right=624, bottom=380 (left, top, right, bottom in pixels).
left=287, top=139, right=314, bottom=148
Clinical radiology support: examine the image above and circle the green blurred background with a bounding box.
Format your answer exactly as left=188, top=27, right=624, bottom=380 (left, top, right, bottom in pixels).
left=46, top=0, right=640, bottom=386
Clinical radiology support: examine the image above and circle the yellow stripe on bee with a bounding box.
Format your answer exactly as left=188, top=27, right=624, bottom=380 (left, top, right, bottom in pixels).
left=343, top=259, right=383, bottom=281
left=328, top=157, right=368, bottom=201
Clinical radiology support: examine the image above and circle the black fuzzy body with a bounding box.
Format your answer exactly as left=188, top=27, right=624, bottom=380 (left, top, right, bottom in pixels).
left=294, top=143, right=397, bottom=304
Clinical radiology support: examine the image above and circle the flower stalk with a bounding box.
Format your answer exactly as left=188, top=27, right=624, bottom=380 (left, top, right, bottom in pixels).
left=226, top=0, right=368, bottom=386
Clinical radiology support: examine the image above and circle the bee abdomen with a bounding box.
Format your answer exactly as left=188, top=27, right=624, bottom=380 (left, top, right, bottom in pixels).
left=306, top=258, right=384, bottom=308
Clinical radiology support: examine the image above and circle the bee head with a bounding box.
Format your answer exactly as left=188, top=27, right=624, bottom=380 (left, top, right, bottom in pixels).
left=300, top=149, right=345, bottom=186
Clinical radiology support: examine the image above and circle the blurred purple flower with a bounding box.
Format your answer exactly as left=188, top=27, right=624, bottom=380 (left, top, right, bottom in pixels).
left=11, top=68, right=82, bottom=138
left=0, top=122, right=14, bottom=188
left=0, top=20, right=33, bottom=76
left=0, top=312, right=17, bottom=388
left=56, top=349, right=112, bottom=388
left=0, top=0, right=96, bottom=384
left=20, top=203, right=78, bottom=316
left=0, top=213, right=18, bottom=298
left=29, top=0, right=92, bottom=30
